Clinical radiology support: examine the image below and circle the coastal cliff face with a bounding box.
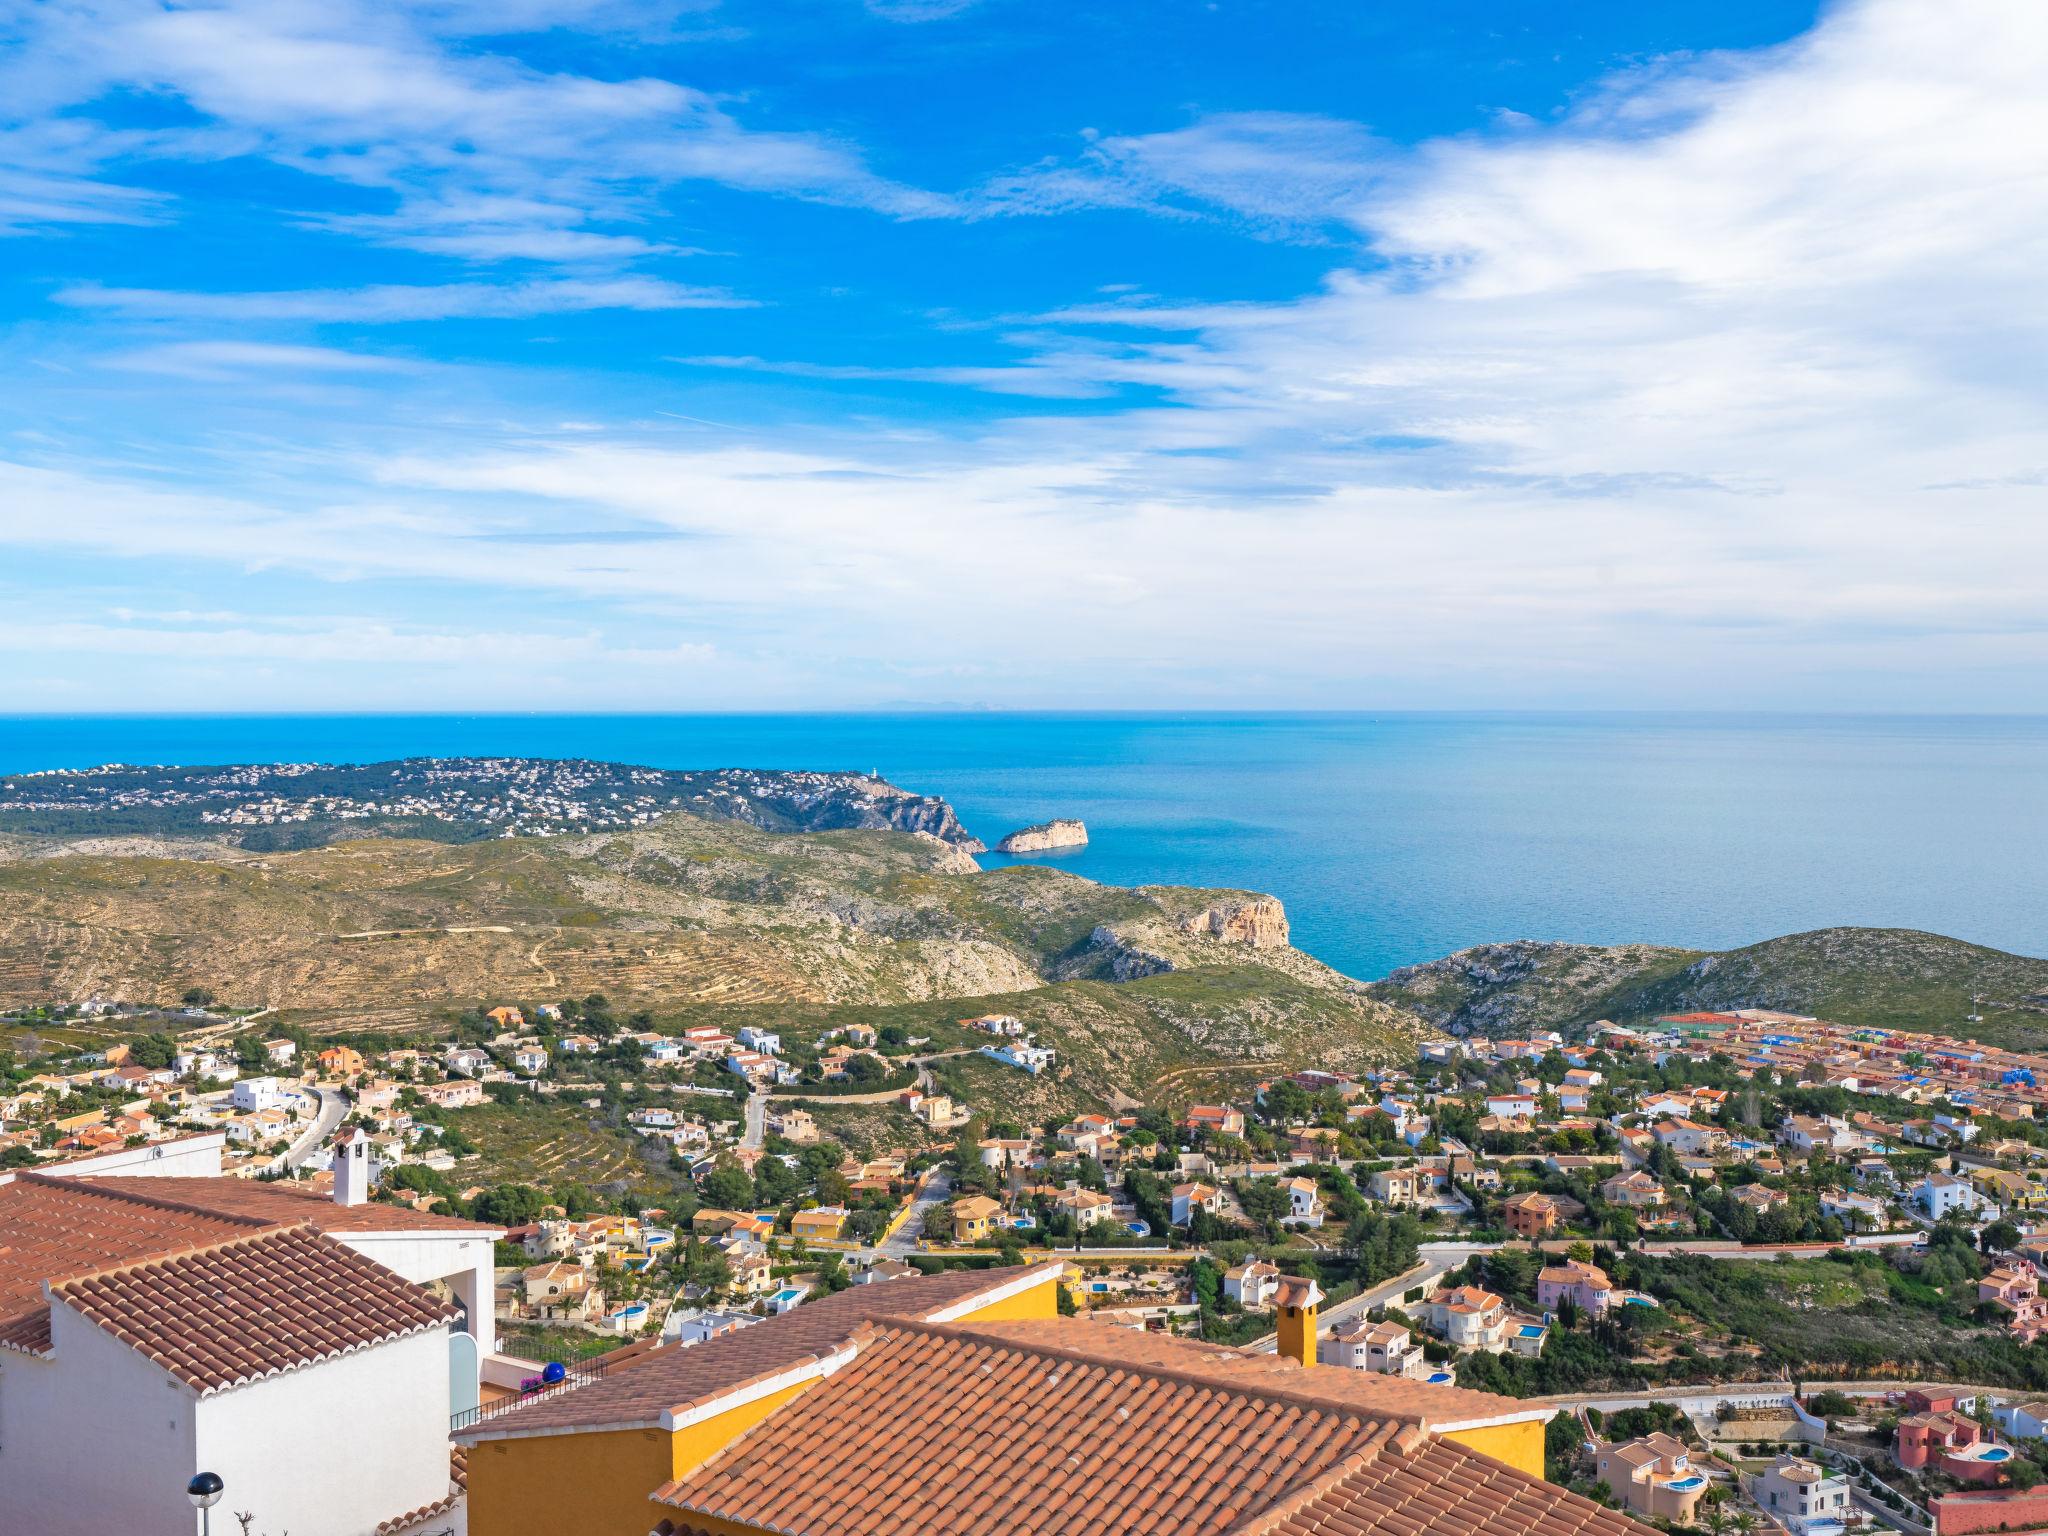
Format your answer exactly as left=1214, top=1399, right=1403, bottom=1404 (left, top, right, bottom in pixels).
left=1179, top=898, right=1290, bottom=949
left=996, top=818, right=1088, bottom=853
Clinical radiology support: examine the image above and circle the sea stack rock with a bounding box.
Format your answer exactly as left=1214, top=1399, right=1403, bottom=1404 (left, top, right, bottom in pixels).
left=996, top=818, right=1088, bottom=854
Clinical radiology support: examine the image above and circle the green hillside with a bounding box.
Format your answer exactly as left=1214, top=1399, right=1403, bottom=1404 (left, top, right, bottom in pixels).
left=1369, top=926, right=2048, bottom=1049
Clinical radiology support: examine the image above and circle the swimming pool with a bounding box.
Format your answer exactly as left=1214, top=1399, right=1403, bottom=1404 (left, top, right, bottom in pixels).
left=1427, top=1371, right=1455, bottom=1385
left=1665, top=1476, right=1706, bottom=1491
left=1977, top=1447, right=2013, bottom=1461
left=1517, top=1324, right=1546, bottom=1338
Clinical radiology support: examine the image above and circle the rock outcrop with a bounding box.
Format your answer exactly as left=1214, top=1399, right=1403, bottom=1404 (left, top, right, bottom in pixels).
left=996, top=818, right=1088, bottom=854
left=1178, top=897, right=1290, bottom=950
left=911, top=830, right=982, bottom=875
left=1087, top=924, right=1175, bottom=980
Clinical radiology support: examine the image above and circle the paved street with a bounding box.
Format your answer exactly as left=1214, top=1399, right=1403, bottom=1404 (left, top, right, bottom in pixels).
left=879, top=1168, right=953, bottom=1256
left=269, top=1085, right=348, bottom=1174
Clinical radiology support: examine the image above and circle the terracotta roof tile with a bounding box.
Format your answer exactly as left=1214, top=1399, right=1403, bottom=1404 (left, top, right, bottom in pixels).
left=73, top=1175, right=503, bottom=1234
left=0, top=1173, right=268, bottom=1352
left=461, top=1263, right=1062, bottom=1439
left=946, top=1316, right=1537, bottom=1430
left=50, top=1224, right=456, bottom=1393
left=378, top=1448, right=469, bottom=1535
left=652, top=1318, right=1648, bottom=1536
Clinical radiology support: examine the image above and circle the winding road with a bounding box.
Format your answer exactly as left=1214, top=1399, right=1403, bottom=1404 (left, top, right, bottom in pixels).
left=268, top=1085, right=349, bottom=1174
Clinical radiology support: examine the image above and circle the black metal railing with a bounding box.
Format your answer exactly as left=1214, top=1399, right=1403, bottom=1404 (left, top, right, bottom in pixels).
left=450, top=1351, right=623, bottom=1434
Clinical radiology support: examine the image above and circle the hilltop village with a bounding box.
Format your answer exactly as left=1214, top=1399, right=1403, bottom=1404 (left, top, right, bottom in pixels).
left=17, top=992, right=2048, bottom=1534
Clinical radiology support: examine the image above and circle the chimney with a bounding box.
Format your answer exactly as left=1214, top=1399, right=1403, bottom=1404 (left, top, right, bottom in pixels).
left=1274, top=1275, right=1324, bottom=1370
left=332, top=1125, right=376, bottom=1207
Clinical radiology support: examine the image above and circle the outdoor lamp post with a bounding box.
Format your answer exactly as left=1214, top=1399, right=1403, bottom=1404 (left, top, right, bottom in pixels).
left=187, top=1471, right=225, bottom=1536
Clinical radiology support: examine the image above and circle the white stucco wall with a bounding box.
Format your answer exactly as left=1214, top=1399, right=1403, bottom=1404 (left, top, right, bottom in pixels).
left=337, top=1231, right=499, bottom=1356
left=2, top=1303, right=201, bottom=1535
left=2, top=1306, right=455, bottom=1536
left=0, top=1131, right=226, bottom=1186
left=193, top=1324, right=456, bottom=1536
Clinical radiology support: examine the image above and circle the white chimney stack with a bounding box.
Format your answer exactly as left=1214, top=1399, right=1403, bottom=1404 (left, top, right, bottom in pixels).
left=332, top=1125, right=376, bottom=1207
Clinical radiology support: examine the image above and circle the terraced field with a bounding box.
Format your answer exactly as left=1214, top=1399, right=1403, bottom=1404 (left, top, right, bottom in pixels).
left=453, top=1099, right=676, bottom=1198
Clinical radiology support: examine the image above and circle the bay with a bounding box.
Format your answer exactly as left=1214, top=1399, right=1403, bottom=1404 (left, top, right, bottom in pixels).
left=1, top=711, right=2043, bottom=980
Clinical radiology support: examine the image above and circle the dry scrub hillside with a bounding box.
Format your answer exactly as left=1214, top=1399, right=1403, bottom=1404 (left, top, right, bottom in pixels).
left=0, top=819, right=1421, bottom=1092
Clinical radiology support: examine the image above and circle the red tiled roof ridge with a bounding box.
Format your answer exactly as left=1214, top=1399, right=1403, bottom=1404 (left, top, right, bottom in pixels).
left=948, top=1314, right=1538, bottom=1426
left=653, top=1324, right=1400, bottom=1514
left=29, top=1170, right=502, bottom=1235
left=1221, top=1422, right=1421, bottom=1536
left=652, top=1322, right=1579, bottom=1536
left=44, top=1217, right=321, bottom=1297
left=862, top=1315, right=1416, bottom=1429
left=662, top=1340, right=856, bottom=1420
left=462, top=1262, right=1059, bottom=1441
left=49, top=1224, right=458, bottom=1394
left=20, top=1170, right=282, bottom=1232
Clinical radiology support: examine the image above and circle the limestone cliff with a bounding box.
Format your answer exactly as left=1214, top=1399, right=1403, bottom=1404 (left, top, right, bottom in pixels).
left=996, top=819, right=1088, bottom=854
left=1178, top=897, right=1290, bottom=949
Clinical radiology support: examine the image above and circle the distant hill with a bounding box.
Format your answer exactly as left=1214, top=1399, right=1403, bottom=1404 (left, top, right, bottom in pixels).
left=1368, top=926, right=2048, bottom=1049
left=0, top=758, right=982, bottom=850
left=0, top=811, right=1416, bottom=1114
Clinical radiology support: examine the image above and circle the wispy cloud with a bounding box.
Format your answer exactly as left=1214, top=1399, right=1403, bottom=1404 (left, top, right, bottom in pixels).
left=0, top=0, right=949, bottom=257
left=862, top=0, right=983, bottom=21
left=979, top=113, right=1387, bottom=237
left=2, top=0, right=2046, bottom=709
left=104, top=341, right=423, bottom=380
left=58, top=276, right=748, bottom=322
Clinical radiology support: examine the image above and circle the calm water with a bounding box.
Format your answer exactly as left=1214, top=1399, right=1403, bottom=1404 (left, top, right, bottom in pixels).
left=0, top=713, right=2043, bottom=979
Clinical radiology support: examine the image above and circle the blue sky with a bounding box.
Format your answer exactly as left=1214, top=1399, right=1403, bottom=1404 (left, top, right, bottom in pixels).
left=2, top=0, right=2043, bottom=711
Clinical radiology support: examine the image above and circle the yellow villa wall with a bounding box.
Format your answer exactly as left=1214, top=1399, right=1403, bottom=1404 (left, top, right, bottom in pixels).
left=943, top=1281, right=1057, bottom=1324
left=1443, top=1418, right=1547, bottom=1481
left=470, top=1426, right=673, bottom=1536
left=470, top=1272, right=1060, bottom=1536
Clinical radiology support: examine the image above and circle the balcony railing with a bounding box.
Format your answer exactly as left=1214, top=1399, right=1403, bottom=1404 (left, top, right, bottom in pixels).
left=451, top=1351, right=623, bottom=1434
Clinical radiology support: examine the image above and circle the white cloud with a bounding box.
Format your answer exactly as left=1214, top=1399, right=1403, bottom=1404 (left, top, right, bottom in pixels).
left=862, top=0, right=982, bottom=20
left=980, top=113, right=1386, bottom=236
left=0, top=0, right=948, bottom=256
left=104, top=341, right=422, bottom=380
left=57, top=276, right=748, bottom=322
left=1, top=0, right=2045, bottom=709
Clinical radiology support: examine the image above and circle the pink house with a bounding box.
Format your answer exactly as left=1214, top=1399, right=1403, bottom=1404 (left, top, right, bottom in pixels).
left=1896, top=1410, right=2011, bottom=1485
left=1538, top=1258, right=1616, bottom=1316
left=1979, top=1266, right=2048, bottom=1340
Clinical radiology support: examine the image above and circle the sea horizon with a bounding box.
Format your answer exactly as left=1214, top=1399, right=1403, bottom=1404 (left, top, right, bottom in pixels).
left=4, top=710, right=2045, bottom=981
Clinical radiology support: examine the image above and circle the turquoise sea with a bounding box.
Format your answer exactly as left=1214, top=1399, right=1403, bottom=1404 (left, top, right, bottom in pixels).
left=1, top=713, right=2043, bottom=980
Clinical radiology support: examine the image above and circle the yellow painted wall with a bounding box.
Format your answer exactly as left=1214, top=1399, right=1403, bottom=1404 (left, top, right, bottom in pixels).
left=472, top=1274, right=1062, bottom=1536
left=1443, top=1418, right=1548, bottom=1481
left=946, top=1280, right=1058, bottom=1324
left=470, top=1427, right=674, bottom=1536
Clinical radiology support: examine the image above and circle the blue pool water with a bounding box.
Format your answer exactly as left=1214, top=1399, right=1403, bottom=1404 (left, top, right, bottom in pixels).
left=1666, top=1476, right=1706, bottom=1491
left=1517, top=1324, right=1546, bottom=1338
left=1979, top=1447, right=2012, bottom=1461
left=4, top=712, right=2044, bottom=979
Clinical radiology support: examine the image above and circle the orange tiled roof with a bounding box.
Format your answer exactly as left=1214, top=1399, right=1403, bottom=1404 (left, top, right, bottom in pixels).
left=0, top=1171, right=494, bottom=1359
left=0, top=1174, right=271, bottom=1351
left=74, top=1175, right=503, bottom=1234
left=651, top=1317, right=1644, bottom=1536
left=50, top=1224, right=456, bottom=1393
left=951, top=1316, right=1533, bottom=1429
left=462, top=1263, right=1062, bottom=1439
